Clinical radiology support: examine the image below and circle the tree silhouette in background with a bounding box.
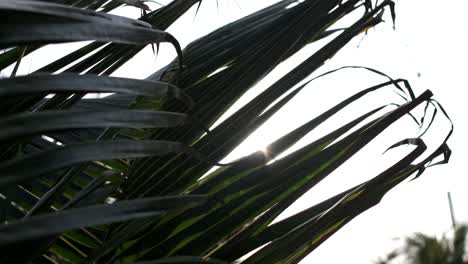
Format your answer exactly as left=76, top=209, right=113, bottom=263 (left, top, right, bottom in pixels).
left=376, top=225, right=467, bottom=264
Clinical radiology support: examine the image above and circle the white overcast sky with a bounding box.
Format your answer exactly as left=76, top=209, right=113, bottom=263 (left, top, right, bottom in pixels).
left=5, top=0, right=468, bottom=263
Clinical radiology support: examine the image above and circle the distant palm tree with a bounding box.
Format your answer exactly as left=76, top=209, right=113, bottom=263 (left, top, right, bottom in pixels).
left=376, top=225, right=468, bottom=264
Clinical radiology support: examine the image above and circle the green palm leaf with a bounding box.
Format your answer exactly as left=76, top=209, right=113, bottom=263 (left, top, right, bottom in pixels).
left=0, top=0, right=452, bottom=263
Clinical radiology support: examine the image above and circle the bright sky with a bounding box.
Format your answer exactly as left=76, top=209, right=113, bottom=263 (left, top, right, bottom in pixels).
left=5, top=0, right=468, bottom=263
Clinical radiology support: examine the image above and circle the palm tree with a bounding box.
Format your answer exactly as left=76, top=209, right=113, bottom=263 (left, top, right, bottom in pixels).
left=0, top=0, right=452, bottom=263
left=376, top=225, right=467, bottom=264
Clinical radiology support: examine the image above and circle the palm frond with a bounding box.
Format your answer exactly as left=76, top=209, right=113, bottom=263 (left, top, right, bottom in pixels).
left=0, top=0, right=452, bottom=263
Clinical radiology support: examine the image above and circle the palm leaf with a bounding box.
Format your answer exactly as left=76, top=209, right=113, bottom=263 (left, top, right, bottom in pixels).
left=0, top=0, right=452, bottom=263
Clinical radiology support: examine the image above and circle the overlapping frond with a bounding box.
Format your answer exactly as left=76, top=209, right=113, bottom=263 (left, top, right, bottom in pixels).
left=0, top=0, right=451, bottom=263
